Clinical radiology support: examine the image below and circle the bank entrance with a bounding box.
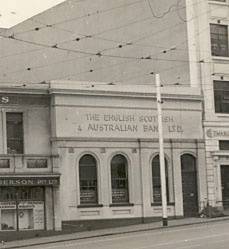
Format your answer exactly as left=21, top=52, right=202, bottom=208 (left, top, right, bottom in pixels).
left=181, top=154, right=199, bottom=217
left=221, top=165, right=229, bottom=208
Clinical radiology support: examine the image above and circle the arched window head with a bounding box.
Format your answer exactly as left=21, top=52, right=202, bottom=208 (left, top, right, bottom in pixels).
left=79, top=154, right=98, bottom=204
left=152, top=155, right=169, bottom=203
left=181, top=154, right=196, bottom=172
left=111, top=154, right=129, bottom=203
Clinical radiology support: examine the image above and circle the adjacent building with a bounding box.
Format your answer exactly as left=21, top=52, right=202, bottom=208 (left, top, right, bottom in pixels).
left=2, top=0, right=229, bottom=231
left=187, top=0, right=229, bottom=210
left=0, top=85, right=60, bottom=231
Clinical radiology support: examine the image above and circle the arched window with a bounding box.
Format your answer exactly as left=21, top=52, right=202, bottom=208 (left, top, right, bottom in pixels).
left=111, top=154, right=129, bottom=203
left=181, top=154, right=196, bottom=173
left=152, top=155, right=169, bottom=203
left=79, top=154, right=98, bottom=204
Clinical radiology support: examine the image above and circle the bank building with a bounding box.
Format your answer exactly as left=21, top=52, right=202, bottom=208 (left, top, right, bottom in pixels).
left=3, top=0, right=229, bottom=232
left=0, top=81, right=206, bottom=231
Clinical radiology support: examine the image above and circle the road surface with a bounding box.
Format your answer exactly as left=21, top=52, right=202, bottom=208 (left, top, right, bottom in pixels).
left=24, top=220, right=229, bottom=249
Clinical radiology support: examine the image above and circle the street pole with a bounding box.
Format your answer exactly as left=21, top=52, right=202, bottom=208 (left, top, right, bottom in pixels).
left=155, top=73, right=168, bottom=227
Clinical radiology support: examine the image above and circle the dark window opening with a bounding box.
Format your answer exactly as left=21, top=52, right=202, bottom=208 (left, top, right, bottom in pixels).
left=152, top=155, right=169, bottom=203
left=79, top=154, right=98, bottom=204
left=219, top=140, right=229, bottom=150
left=111, top=154, right=129, bottom=204
left=6, top=113, right=23, bottom=154
left=210, top=24, right=228, bottom=57
left=214, top=81, right=229, bottom=113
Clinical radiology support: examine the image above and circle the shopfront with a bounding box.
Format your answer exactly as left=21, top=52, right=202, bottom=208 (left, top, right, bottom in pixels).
left=0, top=175, right=60, bottom=231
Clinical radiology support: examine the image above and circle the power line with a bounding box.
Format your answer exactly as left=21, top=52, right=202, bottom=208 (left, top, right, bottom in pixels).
left=146, top=0, right=178, bottom=19
left=0, top=0, right=219, bottom=83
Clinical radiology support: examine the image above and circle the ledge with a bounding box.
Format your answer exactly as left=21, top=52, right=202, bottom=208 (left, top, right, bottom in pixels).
left=77, top=204, right=103, bottom=208
left=212, top=56, right=229, bottom=61
left=109, top=203, right=134, bottom=207
left=151, top=202, right=175, bottom=206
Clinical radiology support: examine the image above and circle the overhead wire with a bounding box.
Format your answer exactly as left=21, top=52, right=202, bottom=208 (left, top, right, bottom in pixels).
left=0, top=0, right=220, bottom=84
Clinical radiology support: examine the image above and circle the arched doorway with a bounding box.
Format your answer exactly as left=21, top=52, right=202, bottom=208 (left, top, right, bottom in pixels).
left=181, top=154, right=198, bottom=217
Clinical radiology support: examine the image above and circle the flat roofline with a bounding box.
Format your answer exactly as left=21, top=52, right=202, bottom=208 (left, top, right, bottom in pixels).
left=49, top=80, right=202, bottom=97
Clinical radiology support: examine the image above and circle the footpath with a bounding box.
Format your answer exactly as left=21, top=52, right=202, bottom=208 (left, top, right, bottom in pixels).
left=1, top=216, right=229, bottom=249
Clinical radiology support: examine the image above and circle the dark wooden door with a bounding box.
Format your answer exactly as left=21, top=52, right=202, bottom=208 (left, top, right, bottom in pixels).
left=181, top=154, right=198, bottom=217
left=221, top=165, right=229, bottom=208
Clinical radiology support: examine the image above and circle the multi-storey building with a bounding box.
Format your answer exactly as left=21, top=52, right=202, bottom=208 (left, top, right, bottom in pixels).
left=3, top=0, right=229, bottom=230
left=0, top=85, right=61, bottom=231
left=187, top=0, right=229, bottom=211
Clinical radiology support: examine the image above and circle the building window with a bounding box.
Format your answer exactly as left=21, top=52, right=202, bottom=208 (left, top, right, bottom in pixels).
left=79, top=154, right=98, bottom=205
left=111, top=154, right=129, bottom=204
left=210, top=24, right=228, bottom=56
left=6, top=113, right=23, bottom=154
left=219, top=140, right=229, bottom=150
left=214, top=81, right=229, bottom=113
left=152, top=155, right=169, bottom=203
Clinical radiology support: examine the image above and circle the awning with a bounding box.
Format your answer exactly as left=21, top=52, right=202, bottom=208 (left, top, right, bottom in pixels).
left=0, top=174, right=60, bottom=186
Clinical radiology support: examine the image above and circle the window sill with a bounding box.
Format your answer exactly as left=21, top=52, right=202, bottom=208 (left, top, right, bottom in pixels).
left=208, top=1, right=228, bottom=6
left=109, top=203, right=134, bottom=207
left=212, top=56, right=229, bottom=61
left=215, top=113, right=229, bottom=117
left=151, top=202, right=175, bottom=206
left=77, top=204, right=103, bottom=208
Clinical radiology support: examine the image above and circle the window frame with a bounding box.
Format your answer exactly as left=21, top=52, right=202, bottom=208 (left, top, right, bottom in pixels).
left=110, top=154, right=130, bottom=205
left=78, top=154, right=99, bottom=206
left=151, top=154, right=170, bottom=204
left=214, top=80, right=229, bottom=113
left=5, top=112, right=24, bottom=155
left=210, top=23, right=229, bottom=57
left=219, top=140, right=229, bottom=150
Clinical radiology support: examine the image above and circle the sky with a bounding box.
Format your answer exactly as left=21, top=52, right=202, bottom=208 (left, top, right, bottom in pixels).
left=0, top=0, right=66, bottom=28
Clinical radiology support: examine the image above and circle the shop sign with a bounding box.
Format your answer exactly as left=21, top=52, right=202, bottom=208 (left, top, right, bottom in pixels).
left=0, top=202, right=16, bottom=209
left=0, top=177, right=60, bottom=186
left=112, top=189, right=128, bottom=203
left=0, top=94, right=49, bottom=106
left=55, top=107, right=202, bottom=139
left=80, top=190, right=97, bottom=203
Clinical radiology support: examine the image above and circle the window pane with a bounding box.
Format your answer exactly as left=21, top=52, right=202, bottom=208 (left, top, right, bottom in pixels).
left=214, top=81, right=229, bottom=113
left=79, top=154, right=98, bottom=204
left=219, top=140, right=229, bottom=150
left=152, top=155, right=169, bottom=203
left=6, top=113, right=23, bottom=154
left=210, top=24, right=228, bottom=56
left=111, top=155, right=129, bottom=203
left=181, top=154, right=196, bottom=172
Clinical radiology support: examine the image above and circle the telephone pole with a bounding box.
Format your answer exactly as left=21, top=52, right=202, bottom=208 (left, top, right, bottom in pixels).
left=155, top=73, right=168, bottom=227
